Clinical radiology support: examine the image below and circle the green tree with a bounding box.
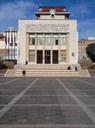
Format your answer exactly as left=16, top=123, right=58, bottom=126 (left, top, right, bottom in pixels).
left=86, top=43, right=95, bottom=62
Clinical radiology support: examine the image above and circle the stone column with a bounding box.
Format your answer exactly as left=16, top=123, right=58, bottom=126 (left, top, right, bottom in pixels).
left=66, top=33, right=69, bottom=63
left=35, top=33, right=37, bottom=64
left=58, top=33, right=60, bottom=64
left=50, top=33, right=53, bottom=64
left=26, top=33, right=29, bottom=62
left=43, top=33, right=45, bottom=64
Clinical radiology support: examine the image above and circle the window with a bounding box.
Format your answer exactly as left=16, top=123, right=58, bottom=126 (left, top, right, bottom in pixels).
left=60, top=37, right=66, bottom=45
left=37, top=37, right=43, bottom=45
left=29, top=37, right=35, bottom=45
left=29, top=50, right=35, bottom=62
left=53, top=36, right=58, bottom=45
left=14, top=49, right=17, bottom=56
left=55, top=39, right=58, bottom=45
left=45, top=34, right=51, bottom=45
left=60, top=50, right=66, bottom=62
left=51, top=15, right=54, bottom=18
left=37, top=34, right=43, bottom=45
left=45, top=37, right=50, bottom=45
left=10, top=43, right=13, bottom=46
left=9, top=49, right=14, bottom=56
left=15, top=43, right=17, bottom=46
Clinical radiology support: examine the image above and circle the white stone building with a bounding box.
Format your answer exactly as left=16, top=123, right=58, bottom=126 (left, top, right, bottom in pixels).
left=18, top=6, right=78, bottom=65
left=0, top=28, right=18, bottom=63
left=0, top=33, right=5, bottom=60
left=4, top=28, right=18, bottom=63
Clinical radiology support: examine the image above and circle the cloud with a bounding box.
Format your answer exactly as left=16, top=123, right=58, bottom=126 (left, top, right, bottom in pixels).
left=0, top=1, right=38, bottom=31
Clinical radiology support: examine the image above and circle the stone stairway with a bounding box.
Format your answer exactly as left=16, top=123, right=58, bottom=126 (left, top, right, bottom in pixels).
left=15, top=64, right=81, bottom=70
left=78, top=69, right=90, bottom=77
left=5, top=69, right=16, bottom=77
left=0, top=69, right=7, bottom=77
left=5, top=64, right=90, bottom=77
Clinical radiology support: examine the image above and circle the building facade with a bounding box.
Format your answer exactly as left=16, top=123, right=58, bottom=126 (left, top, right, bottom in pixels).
left=4, top=28, right=18, bottom=63
left=0, top=33, right=5, bottom=60
left=0, top=28, right=18, bottom=63
left=18, top=6, right=78, bottom=64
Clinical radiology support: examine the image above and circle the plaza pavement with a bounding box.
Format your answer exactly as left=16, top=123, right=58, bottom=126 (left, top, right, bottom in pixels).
left=0, top=77, right=95, bottom=127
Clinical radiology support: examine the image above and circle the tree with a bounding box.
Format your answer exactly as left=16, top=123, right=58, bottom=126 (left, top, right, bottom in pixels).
left=86, top=42, right=95, bottom=62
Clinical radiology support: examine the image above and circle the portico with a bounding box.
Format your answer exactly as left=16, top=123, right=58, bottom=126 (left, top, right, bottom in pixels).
left=25, top=32, right=69, bottom=64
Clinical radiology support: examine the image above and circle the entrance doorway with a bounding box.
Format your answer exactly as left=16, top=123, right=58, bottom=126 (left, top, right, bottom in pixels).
left=45, top=50, right=50, bottom=64
left=37, top=50, right=43, bottom=64
left=53, top=50, right=58, bottom=64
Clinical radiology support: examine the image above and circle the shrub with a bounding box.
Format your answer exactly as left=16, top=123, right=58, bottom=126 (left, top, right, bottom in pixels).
left=0, top=63, right=7, bottom=69
left=90, top=64, right=95, bottom=69
left=79, top=58, right=92, bottom=69
left=3, top=61, right=15, bottom=69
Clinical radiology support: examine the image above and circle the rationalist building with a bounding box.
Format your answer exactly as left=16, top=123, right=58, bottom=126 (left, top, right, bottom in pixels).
left=18, top=6, right=78, bottom=64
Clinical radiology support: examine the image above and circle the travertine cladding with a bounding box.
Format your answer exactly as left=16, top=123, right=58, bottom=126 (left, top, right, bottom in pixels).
left=18, top=20, right=78, bottom=65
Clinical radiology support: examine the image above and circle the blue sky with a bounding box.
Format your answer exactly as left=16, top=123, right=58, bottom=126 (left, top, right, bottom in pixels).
left=0, top=0, right=95, bottom=39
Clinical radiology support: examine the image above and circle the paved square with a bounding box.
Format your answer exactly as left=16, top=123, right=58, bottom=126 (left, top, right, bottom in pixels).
left=0, top=77, right=95, bottom=128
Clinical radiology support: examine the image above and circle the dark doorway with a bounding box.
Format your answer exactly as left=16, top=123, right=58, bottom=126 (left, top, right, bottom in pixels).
left=53, top=50, right=58, bottom=64
left=37, top=50, right=43, bottom=64
left=45, top=50, right=50, bottom=64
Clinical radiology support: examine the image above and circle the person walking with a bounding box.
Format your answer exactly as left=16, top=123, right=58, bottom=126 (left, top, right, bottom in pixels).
left=22, top=70, right=26, bottom=76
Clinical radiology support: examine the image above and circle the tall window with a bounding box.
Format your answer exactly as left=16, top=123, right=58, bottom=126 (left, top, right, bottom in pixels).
left=53, top=34, right=58, bottom=45
left=60, top=50, right=66, bottom=62
left=45, top=34, right=50, bottom=45
left=37, top=34, right=43, bottom=45
left=14, top=49, right=17, bottom=56
left=29, top=50, right=35, bottom=62
left=60, top=37, right=66, bottom=45
left=29, top=37, right=35, bottom=45
left=60, top=34, right=66, bottom=46
left=52, top=34, right=58, bottom=45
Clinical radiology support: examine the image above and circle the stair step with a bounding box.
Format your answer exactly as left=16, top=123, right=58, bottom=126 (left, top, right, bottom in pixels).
left=5, top=64, right=89, bottom=77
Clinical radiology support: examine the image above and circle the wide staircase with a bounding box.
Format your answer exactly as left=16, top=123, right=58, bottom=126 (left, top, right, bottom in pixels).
left=5, top=64, right=90, bottom=77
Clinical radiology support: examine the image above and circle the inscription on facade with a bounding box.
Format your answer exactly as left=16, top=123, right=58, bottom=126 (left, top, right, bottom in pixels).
left=26, top=24, right=69, bottom=32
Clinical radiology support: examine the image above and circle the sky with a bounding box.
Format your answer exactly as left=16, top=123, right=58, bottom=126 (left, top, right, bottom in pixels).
left=0, top=0, right=95, bottom=39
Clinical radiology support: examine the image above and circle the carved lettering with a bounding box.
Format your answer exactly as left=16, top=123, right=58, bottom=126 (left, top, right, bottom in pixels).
left=26, top=24, right=69, bottom=32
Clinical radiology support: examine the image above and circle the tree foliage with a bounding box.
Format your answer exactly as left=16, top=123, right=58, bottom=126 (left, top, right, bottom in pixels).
left=86, top=43, right=95, bottom=62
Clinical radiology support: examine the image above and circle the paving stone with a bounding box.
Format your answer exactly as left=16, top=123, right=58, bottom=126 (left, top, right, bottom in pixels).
left=16, top=96, right=76, bottom=104
left=88, top=106, right=95, bottom=113
left=81, top=78, right=95, bottom=85
left=70, top=90, right=87, bottom=95
left=0, top=106, right=4, bottom=110
left=0, top=96, right=15, bottom=104
left=0, top=125, right=95, bottom=128
left=83, top=90, right=95, bottom=95
left=0, top=77, right=95, bottom=127
left=77, top=86, right=95, bottom=90
left=30, top=86, right=63, bottom=89
left=0, top=86, right=26, bottom=89
left=0, top=106, right=92, bottom=124
left=0, top=89, right=23, bottom=95
left=24, top=90, right=69, bottom=95
left=77, top=96, right=95, bottom=105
